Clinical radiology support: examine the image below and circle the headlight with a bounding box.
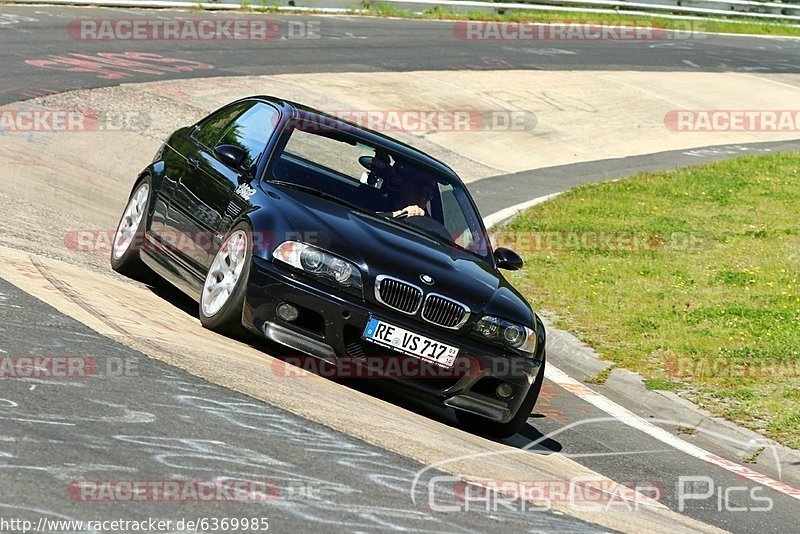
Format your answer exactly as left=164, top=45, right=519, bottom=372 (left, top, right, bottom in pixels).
left=273, top=241, right=362, bottom=292
left=474, top=316, right=537, bottom=354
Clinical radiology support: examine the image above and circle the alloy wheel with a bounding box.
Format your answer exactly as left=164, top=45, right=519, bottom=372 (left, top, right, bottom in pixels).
left=201, top=229, right=248, bottom=317
left=112, top=182, right=149, bottom=260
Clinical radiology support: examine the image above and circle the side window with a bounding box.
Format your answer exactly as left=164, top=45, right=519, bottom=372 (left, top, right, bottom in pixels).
left=216, top=103, right=281, bottom=168
left=440, top=183, right=475, bottom=252
left=281, top=128, right=374, bottom=181
left=193, top=102, right=253, bottom=148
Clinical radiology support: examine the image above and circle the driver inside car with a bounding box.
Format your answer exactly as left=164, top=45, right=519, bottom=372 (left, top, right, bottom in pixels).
left=389, top=175, right=435, bottom=218
left=376, top=159, right=436, bottom=219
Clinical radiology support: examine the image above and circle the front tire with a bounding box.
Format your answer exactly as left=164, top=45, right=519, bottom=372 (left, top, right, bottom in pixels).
left=456, top=356, right=546, bottom=439
left=199, top=222, right=253, bottom=337
left=111, top=177, right=153, bottom=280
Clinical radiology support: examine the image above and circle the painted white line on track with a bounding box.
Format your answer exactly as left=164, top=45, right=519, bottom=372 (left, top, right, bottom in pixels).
left=546, top=365, right=800, bottom=500
left=483, top=199, right=800, bottom=501
left=482, top=192, right=561, bottom=229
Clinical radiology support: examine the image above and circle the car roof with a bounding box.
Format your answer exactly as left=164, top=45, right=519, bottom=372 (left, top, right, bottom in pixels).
left=247, top=95, right=462, bottom=182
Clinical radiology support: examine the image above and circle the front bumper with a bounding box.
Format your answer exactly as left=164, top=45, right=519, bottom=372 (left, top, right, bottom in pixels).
left=243, top=257, right=544, bottom=423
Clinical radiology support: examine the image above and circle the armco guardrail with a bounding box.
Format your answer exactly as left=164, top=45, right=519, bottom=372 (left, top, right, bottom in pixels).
left=3, top=0, right=800, bottom=24
left=362, top=0, right=800, bottom=22
left=500, top=0, right=800, bottom=20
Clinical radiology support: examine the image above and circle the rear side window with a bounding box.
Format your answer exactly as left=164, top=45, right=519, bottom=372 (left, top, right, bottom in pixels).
left=193, top=102, right=253, bottom=148
left=216, top=103, right=281, bottom=167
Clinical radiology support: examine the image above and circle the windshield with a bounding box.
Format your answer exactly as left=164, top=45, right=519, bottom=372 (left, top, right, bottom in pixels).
left=267, top=115, right=491, bottom=260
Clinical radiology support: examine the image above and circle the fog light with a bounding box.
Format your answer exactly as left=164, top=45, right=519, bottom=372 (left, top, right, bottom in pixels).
left=276, top=303, right=299, bottom=322
left=496, top=383, right=514, bottom=399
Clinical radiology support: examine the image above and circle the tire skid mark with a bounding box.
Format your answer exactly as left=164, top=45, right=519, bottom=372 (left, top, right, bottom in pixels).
left=29, top=254, right=128, bottom=338
left=27, top=254, right=190, bottom=365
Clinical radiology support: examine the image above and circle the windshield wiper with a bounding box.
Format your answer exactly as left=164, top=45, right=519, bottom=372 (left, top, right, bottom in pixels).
left=267, top=180, right=370, bottom=215
left=397, top=220, right=457, bottom=248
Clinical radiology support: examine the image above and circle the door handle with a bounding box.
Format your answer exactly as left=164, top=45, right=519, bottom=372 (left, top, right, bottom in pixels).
left=187, top=157, right=199, bottom=169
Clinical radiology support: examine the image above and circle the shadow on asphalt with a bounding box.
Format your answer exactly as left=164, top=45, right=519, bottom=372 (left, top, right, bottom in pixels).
left=142, top=279, right=563, bottom=455
left=145, top=276, right=198, bottom=316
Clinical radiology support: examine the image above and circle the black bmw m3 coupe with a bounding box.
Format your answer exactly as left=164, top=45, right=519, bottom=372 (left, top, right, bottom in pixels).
left=111, top=96, right=546, bottom=438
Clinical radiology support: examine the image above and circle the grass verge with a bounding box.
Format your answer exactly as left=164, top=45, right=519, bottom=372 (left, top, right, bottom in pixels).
left=503, top=153, right=800, bottom=449
left=232, top=1, right=800, bottom=38
left=360, top=4, right=800, bottom=38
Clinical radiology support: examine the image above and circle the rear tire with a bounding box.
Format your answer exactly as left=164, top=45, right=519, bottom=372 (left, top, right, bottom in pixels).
left=199, top=221, right=253, bottom=338
left=456, top=356, right=546, bottom=439
left=110, top=177, right=154, bottom=282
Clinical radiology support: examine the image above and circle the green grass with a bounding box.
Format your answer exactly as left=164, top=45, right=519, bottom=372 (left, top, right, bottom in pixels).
left=644, top=378, right=680, bottom=391
left=504, top=153, right=800, bottom=449
left=584, top=365, right=614, bottom=385
left=353, top=4, right=800, bottom=38
left=228, top=0, right=800, bottom=38
left=742, top=446, right=765, bottom=463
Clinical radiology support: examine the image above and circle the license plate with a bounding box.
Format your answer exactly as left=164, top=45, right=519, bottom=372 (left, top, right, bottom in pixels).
left=363, top=317, right=459, bottom=368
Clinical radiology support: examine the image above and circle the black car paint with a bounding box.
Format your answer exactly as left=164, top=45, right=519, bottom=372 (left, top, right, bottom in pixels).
left=135, top=96, right=545, bottom=425
left=243, top=256, right=545, bottom=423
left=259, top=184, right=534, bottom=326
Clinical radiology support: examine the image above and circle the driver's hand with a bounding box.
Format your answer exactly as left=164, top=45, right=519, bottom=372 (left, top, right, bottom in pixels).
left=393, top=205, right=425, bottom=218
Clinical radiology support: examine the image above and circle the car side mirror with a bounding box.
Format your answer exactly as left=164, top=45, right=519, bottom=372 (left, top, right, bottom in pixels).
left=494, top=247, right=524, bottom=271
left=214, top=144, right=247, bottom=169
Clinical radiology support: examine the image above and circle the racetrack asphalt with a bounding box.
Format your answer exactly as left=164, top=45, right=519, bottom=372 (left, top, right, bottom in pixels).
left=2, top=6, right=800, bottom=106
left=1, top=5, right=800, bottom=533
left=0, top=277, right=612, bottom=533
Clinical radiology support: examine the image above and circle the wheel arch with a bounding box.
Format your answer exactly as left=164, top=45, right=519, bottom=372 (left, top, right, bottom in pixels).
left=241, top=201, right=296, bottom=262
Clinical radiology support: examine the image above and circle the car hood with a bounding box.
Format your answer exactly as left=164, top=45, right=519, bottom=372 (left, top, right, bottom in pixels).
left=267, top=184, right=533, bottom=325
